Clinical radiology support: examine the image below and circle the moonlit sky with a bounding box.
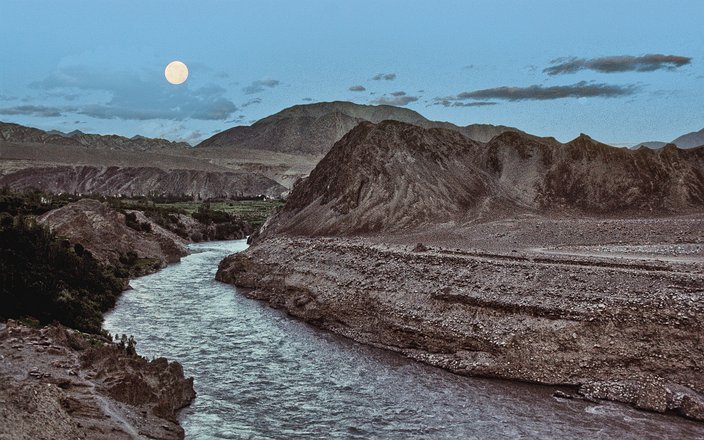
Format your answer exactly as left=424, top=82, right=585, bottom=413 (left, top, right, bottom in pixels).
left=1, top=0, right=702, bottom=146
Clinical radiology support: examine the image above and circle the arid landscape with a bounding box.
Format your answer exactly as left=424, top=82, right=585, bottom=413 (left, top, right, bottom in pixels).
left=2, top=101, right=704, bottom=438
left=2, top=2, right=704, bottom=438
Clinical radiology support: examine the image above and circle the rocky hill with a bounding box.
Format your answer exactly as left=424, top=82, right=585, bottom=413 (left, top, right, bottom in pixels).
left=260, top=121, right=704, bottom=237
left=37, top=199, right=187, bottom=268
left=0, top=121, right=190, bottom=151
left=0, top=165, right=286, bottom=199
left=197, top=101, right=521, bottom=155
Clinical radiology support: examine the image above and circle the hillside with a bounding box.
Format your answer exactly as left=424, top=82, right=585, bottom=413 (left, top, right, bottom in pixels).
left=260, top=121, right=704, bottom=237
left=197, top=101, right=521, bottom=155
left=0, top=165, right=286, bottom=199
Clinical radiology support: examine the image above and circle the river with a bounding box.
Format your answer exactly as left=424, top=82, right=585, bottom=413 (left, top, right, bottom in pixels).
left=104, top=240, right=704, bottom=439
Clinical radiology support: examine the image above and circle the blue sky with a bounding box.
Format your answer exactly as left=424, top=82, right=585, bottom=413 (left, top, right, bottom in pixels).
left=1, top=0, right=702, bottom=145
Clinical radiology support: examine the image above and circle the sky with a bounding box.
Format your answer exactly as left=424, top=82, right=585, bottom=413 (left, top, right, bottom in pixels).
left=1, top=0, right=702, bottom=146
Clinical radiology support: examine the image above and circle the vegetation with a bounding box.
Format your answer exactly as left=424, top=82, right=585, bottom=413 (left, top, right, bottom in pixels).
left=0, top=215, right=125, bottom=334
left=0, top=189, right=284, bottom=334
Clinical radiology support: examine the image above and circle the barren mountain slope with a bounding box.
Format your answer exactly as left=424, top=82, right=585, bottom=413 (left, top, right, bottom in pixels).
left=0, top=165, right=286, bottom=199
left=196, top=101, right=521, bottom=155
left=261, top=121, right=704, bottom=238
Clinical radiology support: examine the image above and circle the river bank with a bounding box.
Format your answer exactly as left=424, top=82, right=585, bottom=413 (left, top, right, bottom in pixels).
left=216, top=219, right=704, bottom=423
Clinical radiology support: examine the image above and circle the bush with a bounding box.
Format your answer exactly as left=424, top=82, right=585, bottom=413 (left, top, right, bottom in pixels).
left=0, top=216, right=125, bottom=334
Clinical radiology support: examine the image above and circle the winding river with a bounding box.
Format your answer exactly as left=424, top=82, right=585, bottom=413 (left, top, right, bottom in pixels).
left=104, top=240, right=704, bottom=439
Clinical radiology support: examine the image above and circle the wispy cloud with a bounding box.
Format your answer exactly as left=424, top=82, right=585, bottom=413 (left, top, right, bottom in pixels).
left=440, top=81, right=638, bottom=102
left=432, top=99, right=497, bottom=107
left=242, top=79, right=280, bottom=94
left=349, top=85, right=366, bottom=92
left=0, top=104, right=66, bottom=117
left=371, top=94, right=418, bottom=106
left=241, top=98, right=262, bottom=107
left=371, top=73, right=397, bottom=81
left=545, top=54, right=691, bottom=75
left=29, top=64, right=239, bottom=121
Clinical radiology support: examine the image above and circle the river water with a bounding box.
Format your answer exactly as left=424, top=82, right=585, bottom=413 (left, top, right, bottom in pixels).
left=104, top=240, right=704, bottom=439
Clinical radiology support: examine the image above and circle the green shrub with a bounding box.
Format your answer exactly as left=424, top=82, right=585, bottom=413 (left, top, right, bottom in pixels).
left=0, top=217, right=125, bottom=334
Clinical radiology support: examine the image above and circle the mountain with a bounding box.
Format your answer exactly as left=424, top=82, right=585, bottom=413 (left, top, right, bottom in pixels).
left=0, top=121, right=190, bottom=151
left=632, top=141, right=667, bottom=149
left=0, top=165, right=286, bottom=199
left=260, top=121, right=704, bottom=237
left=672, top=128, right=704, bottom=148
left=632, top=128, right=704, bottom=150
left=197, top=101, right=522, bottom=155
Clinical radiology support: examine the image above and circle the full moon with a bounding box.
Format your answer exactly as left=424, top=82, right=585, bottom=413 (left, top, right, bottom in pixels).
left=164, top=60, right=189, bottom=85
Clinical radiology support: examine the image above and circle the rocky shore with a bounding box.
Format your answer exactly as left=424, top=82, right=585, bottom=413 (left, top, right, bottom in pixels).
left=0, top=321, right=195, bottom=439
left=217, top=227, right=704, bottom=422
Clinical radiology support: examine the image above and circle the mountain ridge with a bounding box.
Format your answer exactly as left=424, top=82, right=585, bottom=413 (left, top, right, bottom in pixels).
left=0, top=121, right=190, bottom=151
left=197, top=101, right=523, bottom=155
left=260, top=121, right=704, bottom=238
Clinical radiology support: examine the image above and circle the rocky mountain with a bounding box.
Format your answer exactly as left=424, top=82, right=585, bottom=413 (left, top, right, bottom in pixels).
left=37, top=199, right=187, bottom=267
left=197, top=101, right=521, bottom=155
left=0, top=121, right=190, bottom=151
left=0, top=165, right=286, bottom=199
left=632, top=127, right=704, bottom=150
left=260, top=121, right=704, bottom=237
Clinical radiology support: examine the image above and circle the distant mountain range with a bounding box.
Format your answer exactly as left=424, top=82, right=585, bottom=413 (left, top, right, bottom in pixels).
left=632, top=128, right=704, bottom=150
left=262, top=121, right=704, bottom=237
left=0, top=121, right=190, bottom=151
left=197, top=101, right=523, bottom=156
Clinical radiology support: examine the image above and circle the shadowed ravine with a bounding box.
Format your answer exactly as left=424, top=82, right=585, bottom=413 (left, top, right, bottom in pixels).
left=104, top=240, right=704, bottom=439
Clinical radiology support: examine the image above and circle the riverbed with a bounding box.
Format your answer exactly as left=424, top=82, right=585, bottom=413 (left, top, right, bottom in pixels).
left=104, top=240, right=704, bottom=439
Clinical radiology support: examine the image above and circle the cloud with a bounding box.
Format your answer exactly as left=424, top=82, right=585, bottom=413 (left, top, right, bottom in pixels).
left=371, top=94, right=419, bottom=106
left=544, top=54, right=691, bottom=75
left=349, top=85, right=366, bottom=92
left=302, top=97, right=313, bottom=102
left=242, top=79, right=280, bottom=94
left=27, top=64, right=239, bottom=121
left=390, top=91, right=406, bottom=96
left=241, top=98, right=262, bottom=107
left=441, top=81, right=638, bottom=102
left=371, top=73, right=397, bottom=81
left=432, top=99, right=497, bottom=107
left=0, top=104, right=65, bottom=117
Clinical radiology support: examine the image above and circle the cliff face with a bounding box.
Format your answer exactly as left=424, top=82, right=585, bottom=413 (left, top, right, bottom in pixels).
left=37, top=199, right=187, bottom=268
left=0, top=165, right=287, bottom=200
left=260, top=121, right=704, bottom=238
left=196, top=101, right=521, bottom=155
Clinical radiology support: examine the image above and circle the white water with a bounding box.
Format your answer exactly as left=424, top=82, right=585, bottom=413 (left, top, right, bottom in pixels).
left=105, top=240, right=704, bottom=439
